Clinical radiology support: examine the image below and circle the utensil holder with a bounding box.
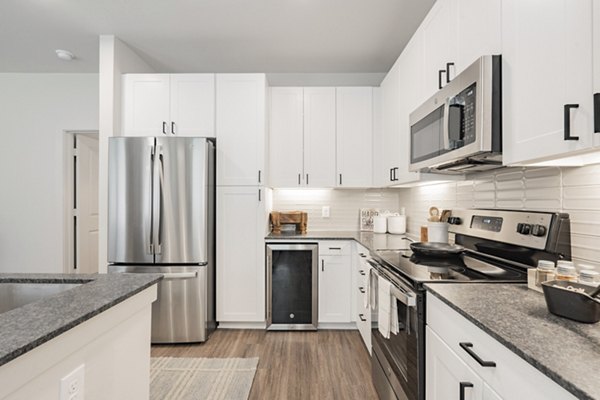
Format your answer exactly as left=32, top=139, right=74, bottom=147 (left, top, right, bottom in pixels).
left=427, top=222, right=449, bottom=243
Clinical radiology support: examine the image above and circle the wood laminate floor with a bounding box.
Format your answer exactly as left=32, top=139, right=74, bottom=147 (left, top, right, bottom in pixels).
left=151, top=329, right=378, bottom=400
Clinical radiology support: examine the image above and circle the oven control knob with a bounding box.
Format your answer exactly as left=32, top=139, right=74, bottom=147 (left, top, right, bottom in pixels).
left=520, top=224, right=532, bottom=235
left=516, top=223, right=524, bottom=233
left=532, top=224, right=547, bottom=237
left=448, top=217, right=462, bottom=225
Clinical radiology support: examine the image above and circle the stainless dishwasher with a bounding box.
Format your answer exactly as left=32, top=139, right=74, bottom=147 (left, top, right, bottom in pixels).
left=266, top=243, right=318, bottom=330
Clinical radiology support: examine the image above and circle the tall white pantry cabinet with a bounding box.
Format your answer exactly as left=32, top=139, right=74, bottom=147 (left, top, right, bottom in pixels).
left=216, top=74, right=270, bottom=325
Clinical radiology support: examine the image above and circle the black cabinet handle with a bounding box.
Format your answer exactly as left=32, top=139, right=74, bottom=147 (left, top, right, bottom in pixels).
left=392, top=167, right=399, bottom=182
left=389, top=168, right=393, bottom=182
left=258, top=188, right=261, bottom=202
left=459, top=382, right=474, bottom=400
left=258, top=170, right=261, bottom=184
left=339, top=173, right=343, bottom=185
left=594, top=93, right=599, bottom=133
left=321, top=259, right=325, bottom=272
left=306, top=174, right=309, bottom=185
left=171, top=121, right=175, bottom=135
left=446, top=62, right=455, bottom=83
left=459, top=342, right=496, bottom=367
left=359, top=287, right=365, bottom=293
left=438, top=69, right=446, bottom=89
left=359, top=314, right=367, bottom=322
left=564, top=104, right=580, bottom=141
left=328, top=247, right=342, bottom=250
left=162, top=121, right=167, bottom=134
left=298, top=173, right=301, bottom=185
left=359, top=270, right=366, bottom=276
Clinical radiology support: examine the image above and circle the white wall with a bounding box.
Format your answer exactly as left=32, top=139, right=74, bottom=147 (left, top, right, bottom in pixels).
left=272, top=188, right=400, bottom=231
left=98, top=36, right=154, bottom=273
left=0, top=74, right=98, bottom=273
left=397, top=166, right=600, bottom=271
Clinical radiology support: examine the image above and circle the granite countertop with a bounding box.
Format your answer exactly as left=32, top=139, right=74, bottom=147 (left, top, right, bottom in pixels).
left=266, top=230, right=414, bottom=253
left=0, top=273, right=162, bottom=367
left=425, top=283, right=600, bottom=400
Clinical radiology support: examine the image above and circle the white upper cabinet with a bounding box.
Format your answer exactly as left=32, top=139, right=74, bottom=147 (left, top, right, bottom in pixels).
left=269, top=87, right=336, bottom=188
left=336, top=87, right=373, bottom=188
left=216, top=74, right=266, bottom=186
left=122, top=74, right=215, bottom=137
left=303, top=87, right=337, bottom=188
left=421, top=0, right=458, bottom=98
left=122, top=74, right=170, bottom=136
left=502, top=0, right=594, bottom=165
left=269, top=87, right=304, bottom=187
left=456, top=0, right=502, bottom=73
left=380, top=59, right=402, bottom=185
left=169, top=74, right=215, bottom=137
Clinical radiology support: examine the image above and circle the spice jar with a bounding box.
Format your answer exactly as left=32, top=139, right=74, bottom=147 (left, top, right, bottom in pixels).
left=555, top=260, right=578, bottom=282
left=535, top=260, right=556, bottom=286
left=579, top=269, right=600, bottom=286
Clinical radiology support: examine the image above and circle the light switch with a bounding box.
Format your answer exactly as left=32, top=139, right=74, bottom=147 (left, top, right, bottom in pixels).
left=322, top=206, right=330, bottom=218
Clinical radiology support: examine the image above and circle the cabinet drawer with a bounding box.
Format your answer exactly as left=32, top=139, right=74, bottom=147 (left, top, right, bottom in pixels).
left=427, top=293, right=576, bottom=400
left=319, top=241, right=352, bottom=256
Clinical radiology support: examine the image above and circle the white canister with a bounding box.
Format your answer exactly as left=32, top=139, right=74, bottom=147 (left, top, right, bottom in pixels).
left=373, top=216, right=387, bottom=233
left=427, top=222, right=449, bottom=243
left=387, top=216, right=407, bottom=234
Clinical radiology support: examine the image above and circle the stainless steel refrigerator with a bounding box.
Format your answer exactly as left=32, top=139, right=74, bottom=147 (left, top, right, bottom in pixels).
left=107, top=136, right=215, bottom=343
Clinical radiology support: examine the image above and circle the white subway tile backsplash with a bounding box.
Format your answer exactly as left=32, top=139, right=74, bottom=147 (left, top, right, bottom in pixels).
left=397, top=165, right=600, bottom=268
left=272, top=188, right=401, bottom=231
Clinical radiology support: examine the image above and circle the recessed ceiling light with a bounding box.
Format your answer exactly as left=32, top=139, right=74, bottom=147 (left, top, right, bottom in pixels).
left=55, top=49, right=75, bottom=61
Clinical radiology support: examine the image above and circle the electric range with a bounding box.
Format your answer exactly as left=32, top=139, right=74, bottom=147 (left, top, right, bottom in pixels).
left=369, top=209, right=572, bottom=400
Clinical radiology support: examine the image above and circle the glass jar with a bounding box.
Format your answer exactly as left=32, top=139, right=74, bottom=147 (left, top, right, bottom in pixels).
left=579, top=269, right=600, bottom=286
left=535, top=260, right=556, bottom=286
left=555, top=260, right=578, bottom=282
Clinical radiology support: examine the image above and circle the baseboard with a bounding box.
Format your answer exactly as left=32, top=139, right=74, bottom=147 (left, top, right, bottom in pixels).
left=317, top=322, right=358, bottom=330
left=218, top=321, right=267, bottom=330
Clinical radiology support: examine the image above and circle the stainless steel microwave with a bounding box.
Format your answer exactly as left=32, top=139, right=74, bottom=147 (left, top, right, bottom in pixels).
left=409, top=55, right=502, bottom=174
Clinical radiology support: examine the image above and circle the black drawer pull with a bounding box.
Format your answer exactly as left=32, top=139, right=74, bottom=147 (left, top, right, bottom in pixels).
left=459, top=342, right=496, bottom=367
left=359, top=314, right=367, bottom=322
left=564, top=104, right=580, bottom=140
left=446, top=62, right=455, bottom=83
left=594, top=93, right=599, bottom=133
left=459, top=382, right=473, bottom=400
left=328, top=247, right=342, bottom=250
left=438, top=69, right=446, bottom=90
left=359, top=270, right=366, bottom=276
left=359, top=287, right=365, bottom=293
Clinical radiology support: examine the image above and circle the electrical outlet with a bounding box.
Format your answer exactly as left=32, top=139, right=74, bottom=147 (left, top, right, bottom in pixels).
left=322, top=206, right=330, bottom=218
left=60, top=364, right=85, bottom=400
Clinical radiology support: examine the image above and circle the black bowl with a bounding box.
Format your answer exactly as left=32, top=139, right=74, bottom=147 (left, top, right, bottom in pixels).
left=541, top=280, right=600, bottom=323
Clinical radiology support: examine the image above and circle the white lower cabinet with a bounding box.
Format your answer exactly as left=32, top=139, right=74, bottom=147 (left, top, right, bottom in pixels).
left=426, top=327, right=483, bottom=400
left=216, top=186, right=268, bottom=323
left=355, top=245, right=372, bottom=352
left=318, top=255, right=352, bottom=323
left=318, top=241, right=353, bottom=324
left=427, top=293, right=577, bottom=400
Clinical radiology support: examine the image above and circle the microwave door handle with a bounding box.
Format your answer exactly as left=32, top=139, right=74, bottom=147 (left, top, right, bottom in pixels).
left=442, top=99, right=451, bottom=151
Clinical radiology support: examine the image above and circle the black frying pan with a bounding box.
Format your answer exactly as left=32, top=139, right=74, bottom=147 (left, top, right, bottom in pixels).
left=410, top=242, right=465, bottom=257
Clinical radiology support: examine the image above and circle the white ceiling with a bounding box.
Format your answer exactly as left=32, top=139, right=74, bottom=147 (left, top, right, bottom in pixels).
left=0, top=0, right=435, bottom=74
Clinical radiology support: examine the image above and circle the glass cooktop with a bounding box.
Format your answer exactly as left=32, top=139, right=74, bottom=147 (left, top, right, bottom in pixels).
left=374, top=249, right=528, bottom=284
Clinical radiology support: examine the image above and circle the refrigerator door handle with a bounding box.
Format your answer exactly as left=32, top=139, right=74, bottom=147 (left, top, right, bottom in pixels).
left=162, top=271, right=198, bottom=280
left=148, top=147, right=155, bottom=255
left=152, top=145, right=163, bottom=255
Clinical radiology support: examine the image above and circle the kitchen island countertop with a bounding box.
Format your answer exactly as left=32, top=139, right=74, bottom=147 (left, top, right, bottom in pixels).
left=0, top=273, right=162, bottom=367
left=425, top=283, right=600, bottom=400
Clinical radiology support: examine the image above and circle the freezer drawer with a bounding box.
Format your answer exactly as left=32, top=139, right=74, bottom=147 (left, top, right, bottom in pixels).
left=108, top=265, right=209, bottom=343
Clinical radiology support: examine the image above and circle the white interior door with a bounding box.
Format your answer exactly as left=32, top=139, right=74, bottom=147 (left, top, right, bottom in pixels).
left=75, top=134, right=99, bottom=274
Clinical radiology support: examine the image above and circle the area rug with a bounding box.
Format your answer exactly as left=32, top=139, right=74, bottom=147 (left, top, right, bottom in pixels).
left=150, top=357, right=259, bottom=400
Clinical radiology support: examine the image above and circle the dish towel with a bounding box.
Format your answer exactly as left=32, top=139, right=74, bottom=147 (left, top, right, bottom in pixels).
left=390, top=292, right=399, bottom=335
left=378, top=276, right=392, bottom=339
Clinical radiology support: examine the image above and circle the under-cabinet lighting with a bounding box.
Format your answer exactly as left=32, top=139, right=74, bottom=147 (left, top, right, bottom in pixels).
left=521, top=151, right=600, bottom=167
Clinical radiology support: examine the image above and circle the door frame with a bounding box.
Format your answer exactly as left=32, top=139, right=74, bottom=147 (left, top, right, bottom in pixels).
left=63, top=130, right=99, bottom=273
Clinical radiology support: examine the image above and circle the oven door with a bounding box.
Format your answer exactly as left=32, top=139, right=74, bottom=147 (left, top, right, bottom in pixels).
left=371, top=270, right=420, bottom=400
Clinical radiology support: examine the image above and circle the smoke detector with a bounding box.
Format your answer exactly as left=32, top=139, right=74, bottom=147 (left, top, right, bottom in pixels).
left=55, top=49, right=75, bottom=61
